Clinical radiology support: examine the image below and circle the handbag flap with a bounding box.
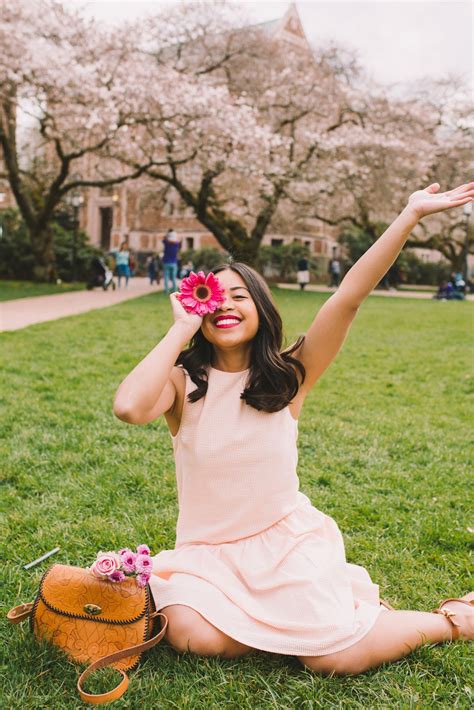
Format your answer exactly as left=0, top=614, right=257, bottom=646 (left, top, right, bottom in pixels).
left=39, top=564, right=147, bottom=624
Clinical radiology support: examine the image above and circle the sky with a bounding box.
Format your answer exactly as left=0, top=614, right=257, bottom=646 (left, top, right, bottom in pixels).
left=69, top=0, right=473, bottom=91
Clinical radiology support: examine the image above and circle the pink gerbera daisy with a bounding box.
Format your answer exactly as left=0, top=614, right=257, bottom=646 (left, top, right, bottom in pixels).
left=177, top=271, right=226, bottom=316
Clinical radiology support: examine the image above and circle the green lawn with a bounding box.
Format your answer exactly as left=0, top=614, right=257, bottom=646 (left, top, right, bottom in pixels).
left=0, top=279, right=85, bottom=301
left=1, top=289, right=473, bottom=709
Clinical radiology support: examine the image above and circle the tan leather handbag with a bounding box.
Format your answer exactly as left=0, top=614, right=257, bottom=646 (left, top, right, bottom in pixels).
left=7, top=564, right=168, bottom=705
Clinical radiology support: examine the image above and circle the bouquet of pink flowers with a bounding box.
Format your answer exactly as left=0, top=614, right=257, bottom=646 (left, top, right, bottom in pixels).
left=89, top=544, right=152, bottom=588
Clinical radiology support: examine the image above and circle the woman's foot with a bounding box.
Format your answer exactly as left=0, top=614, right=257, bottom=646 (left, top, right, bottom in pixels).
left=434, top=592, right=474, bottom=640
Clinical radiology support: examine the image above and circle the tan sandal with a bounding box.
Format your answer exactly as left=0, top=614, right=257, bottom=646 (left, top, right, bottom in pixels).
left=432, top=597, right=474, bottom=640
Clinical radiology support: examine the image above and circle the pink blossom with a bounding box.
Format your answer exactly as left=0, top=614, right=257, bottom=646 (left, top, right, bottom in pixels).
left=118, top=548, right=130, bottom=556
left=135, top=554, right=153, bottom=575
left=90, top=551, right=122, bottom=578
left=136, top=573, right=150, bottom=588
left=176, top=272, right=225, bottom=316
left=136, top=544, right=151, bottom=556
left=120, top=550, right=137, bottom=573
left=109, top=570, right=126, bottom=583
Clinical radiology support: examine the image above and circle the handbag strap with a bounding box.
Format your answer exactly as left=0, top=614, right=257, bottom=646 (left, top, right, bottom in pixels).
left=7, top=603, right=34, bottom=624
left=77, top=611, right=168, bottom=705
left=7, top=603, right=169, bottom=705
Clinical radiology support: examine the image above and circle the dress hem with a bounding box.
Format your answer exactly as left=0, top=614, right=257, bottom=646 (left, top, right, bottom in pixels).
left=153, top=593, right=384, bottom=657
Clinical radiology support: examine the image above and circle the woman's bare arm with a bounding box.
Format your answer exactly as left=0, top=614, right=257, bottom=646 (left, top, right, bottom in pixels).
left=293, top=182, right=474, bottom=393
left=337, top=205, right=418, bottom=308
left=339, top=182, right=474, bottom=308
left=113, top=322, right=195, bottom=424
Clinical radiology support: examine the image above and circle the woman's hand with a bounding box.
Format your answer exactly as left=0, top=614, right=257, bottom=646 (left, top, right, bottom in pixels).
left=169, top=292, right=203, bottom=338
left=406, top=182, right=474, bottom=220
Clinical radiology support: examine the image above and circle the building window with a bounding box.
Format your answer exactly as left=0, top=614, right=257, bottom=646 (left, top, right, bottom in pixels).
left=271, top=239, right=284, bottom=248
left=185, top=237, right=194, bottom=250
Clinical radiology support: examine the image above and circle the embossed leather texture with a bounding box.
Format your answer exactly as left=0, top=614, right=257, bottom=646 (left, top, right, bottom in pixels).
left=30, top=564, right=150, bottom=671
left=8, top=563, right=169, bottom=704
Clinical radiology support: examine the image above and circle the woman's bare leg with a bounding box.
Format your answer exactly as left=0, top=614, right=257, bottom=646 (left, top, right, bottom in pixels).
left=298, top=596, right=474, bottom=676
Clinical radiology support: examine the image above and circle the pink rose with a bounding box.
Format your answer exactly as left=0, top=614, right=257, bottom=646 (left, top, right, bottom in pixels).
left=91, top=551, right=122, bottom=578
left=109, top=570, right=126, bottom=583
left=135, top=554, right=153, bottom=575
left=120, top=550, right=137, bottom=574
left=136, top=573, right=150, bottom=588
left=136, top=544, right=151, bottom=556
left=118, top=548, right=130, bottom=556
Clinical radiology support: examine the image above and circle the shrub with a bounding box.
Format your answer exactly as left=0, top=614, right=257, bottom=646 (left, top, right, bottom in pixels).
left=0, top=208, right=101, bottom=282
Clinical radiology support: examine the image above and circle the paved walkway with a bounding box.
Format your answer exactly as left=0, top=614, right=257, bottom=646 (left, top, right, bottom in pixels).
left=0, top=277, right=162, bottom=332
left=1, top=279, right=472, bottom=333
left=277, top=283, right=474, bottom=301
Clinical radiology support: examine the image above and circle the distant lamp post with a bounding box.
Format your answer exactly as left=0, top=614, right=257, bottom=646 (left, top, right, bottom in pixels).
left=462, top=202, right=473, bottom=282
left=66, top=189, right=84, bottom=282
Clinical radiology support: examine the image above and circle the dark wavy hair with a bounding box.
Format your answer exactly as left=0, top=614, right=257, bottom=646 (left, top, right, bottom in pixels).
left=175, top=262, right=306, bottom=413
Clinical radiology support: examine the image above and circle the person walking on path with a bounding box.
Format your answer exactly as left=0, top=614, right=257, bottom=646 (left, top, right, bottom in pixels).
left=113, top=181, right=474, bottom=676
left=147, top=254, right=159, bottom=285
left=112, top=241, right=131, bottom=289
left=328, top=249, right=341, bottom=288
left=162, top=229, right=181, bottom=295
left=297, top=256, right=310, bottom=291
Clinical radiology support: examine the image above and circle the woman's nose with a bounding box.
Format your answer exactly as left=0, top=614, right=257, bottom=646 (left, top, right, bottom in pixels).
left=219, top=294, right=234, bottom=308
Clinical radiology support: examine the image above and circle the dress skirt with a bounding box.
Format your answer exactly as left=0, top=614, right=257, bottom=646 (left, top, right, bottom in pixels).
left=150, top=492, right=382, bottom=656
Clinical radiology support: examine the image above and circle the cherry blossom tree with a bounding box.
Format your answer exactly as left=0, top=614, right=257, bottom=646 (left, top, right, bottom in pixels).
left=122, top=0, right=443, bottom=266
left=404, top=80, right=474, bottom=271
left=0, top=0, right=154, bottom=280
left=2, top=0, right=470, bottom=280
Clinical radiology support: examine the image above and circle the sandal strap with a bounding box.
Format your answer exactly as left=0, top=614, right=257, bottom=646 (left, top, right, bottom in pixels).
left=432, top=604, right=462, bottom=641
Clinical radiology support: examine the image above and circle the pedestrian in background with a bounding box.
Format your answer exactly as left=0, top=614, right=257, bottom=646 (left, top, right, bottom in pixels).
left=162, top=228, right=181, bottom=294
left=147, top=254, right=159, bottom=285
left=113, top=241, right=130, bottom=289
left=180, top=259, right=194, bottom=278
left=328, top=249, right=341, bottom=288
left=297, top=257, right=310, bottom=291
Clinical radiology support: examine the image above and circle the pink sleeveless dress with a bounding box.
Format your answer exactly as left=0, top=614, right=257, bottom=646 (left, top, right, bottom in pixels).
left=149, top=365, right=382, bottom=656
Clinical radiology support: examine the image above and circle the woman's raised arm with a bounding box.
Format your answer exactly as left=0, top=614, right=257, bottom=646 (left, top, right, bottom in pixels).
left=338, top=182, right=474, bottom=308
left=292, top=182, right=473, bottom=394
left=113, top=293, right=202, bottom=424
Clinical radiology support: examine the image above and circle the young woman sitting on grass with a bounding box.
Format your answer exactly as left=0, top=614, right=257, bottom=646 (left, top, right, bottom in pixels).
left=113, top=182, right=474, bottom=676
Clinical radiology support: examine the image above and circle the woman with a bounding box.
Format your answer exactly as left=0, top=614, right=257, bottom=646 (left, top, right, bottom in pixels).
left=113, top=183, right=473, bottom=675
left=297, top=256, right=310, bottom=291
left=114, top=241, right=130, bottom=289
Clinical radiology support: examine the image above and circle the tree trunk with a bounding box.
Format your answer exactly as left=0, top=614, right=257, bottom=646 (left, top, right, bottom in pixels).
left=229, top=238, right=261, bottom=267
left=31, top=227, right=56, bottom=282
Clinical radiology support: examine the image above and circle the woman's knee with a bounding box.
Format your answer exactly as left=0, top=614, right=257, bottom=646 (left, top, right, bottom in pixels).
left=161, top=604, right=249, bottom=658
left=297, top=649, right=368, bottom=676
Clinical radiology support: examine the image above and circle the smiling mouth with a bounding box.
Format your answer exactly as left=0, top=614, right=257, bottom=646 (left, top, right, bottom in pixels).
left=214, top=319, right=241, bottom=328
